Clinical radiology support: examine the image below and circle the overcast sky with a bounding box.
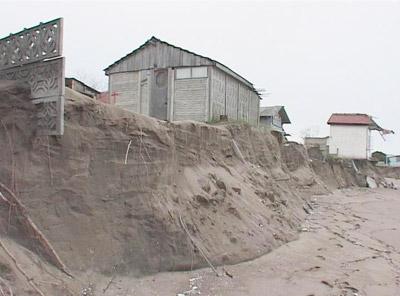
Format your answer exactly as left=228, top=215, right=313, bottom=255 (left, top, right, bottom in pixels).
left=2, top=0, right=399, bottom=154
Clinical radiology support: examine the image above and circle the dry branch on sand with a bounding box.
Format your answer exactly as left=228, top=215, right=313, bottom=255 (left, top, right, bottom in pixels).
left=0, top=239, right=44, bottom=296
left=0, top=182, right=72, bottom=278
left=0, top=276, right=13, bottom=296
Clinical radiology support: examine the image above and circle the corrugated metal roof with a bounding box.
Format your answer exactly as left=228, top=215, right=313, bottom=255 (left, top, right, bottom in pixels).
left=104, top=36, right=261, bottom=96
left=260, top=106, right=291, bottom=124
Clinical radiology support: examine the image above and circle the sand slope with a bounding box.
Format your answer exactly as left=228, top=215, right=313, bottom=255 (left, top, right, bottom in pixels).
left=0, top=81, right=398, bottom=295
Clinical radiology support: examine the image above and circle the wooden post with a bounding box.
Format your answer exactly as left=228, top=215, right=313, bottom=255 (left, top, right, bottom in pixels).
left=110, top=91, right=119, bottom=104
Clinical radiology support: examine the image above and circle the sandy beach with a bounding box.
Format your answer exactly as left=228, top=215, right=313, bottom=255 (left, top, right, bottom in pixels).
left=109, top=187, right=400, bottom=296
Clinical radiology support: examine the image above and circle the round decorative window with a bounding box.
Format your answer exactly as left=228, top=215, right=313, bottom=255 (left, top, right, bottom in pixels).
left=156, top=71, right=167, bottom=87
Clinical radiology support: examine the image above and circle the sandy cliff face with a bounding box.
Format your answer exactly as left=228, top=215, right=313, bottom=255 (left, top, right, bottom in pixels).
left=0, top=82, right=317, bottom=277
left=0, top=81, right=397, bottom=295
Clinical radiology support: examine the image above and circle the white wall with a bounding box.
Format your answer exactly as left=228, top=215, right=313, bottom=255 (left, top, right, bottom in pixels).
left=328, top=125, right=369, bottom=159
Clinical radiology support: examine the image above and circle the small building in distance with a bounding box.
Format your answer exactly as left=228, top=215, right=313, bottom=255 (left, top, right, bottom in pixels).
left=304, top=136, right=329, bottom=160
left=371, top=151, right=387, bottom=163
left=65, top=78, right=100, bottom=98
left=96, top=91, right=111, bottom=104
left=387, top=155, right=400, bottom=167
left=327, top=113, right=392, bottom=159
left=259, top=106, right=291, bottom=134
left=104, top=37, right=261, bottom=125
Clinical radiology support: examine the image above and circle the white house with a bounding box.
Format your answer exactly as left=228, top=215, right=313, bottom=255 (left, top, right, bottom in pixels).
left=104, top=37, right=261, bottom=125
left=327, top=113, right=389, bottom=159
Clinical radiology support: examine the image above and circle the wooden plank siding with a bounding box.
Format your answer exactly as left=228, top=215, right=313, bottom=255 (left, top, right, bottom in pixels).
left=173, top=78, right=208, bottom=122
left=109, top=72, right=139, bottom=113
left=106, top=38, right=260, bottom=125
left=139, top=69, right=151, bottom=115
left=226, top=74, right=239, bottom=121
left=248, top=91, right=260, bottom=126
left=238, top=85, right=249, bottom=122
left=210, top=67, right=259, bottom=124
left=210, top=67, right=225, bottom=121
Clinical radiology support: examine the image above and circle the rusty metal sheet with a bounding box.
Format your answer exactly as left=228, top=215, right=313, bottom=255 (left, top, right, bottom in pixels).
left=0, top=18, right=63, bottom=70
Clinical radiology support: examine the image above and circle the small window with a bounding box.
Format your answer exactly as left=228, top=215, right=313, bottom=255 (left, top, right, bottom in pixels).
left=192, top=67, right=207, bottom=78
left=175, top=67, right=208, bottom=79
left=176, top=68, right=191, bottom=79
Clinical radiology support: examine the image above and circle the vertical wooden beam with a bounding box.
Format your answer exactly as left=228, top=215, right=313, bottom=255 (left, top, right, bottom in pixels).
left=224, top=74, right=227, bottom=116
left=237, top=83, right=240, bottom=120
left=138, top=70, right=142, bottom=113
left=208, top=66, right=213, bottom=122
left=167, top=68, right=173, bottom=121
left=170, top=68, right=175, bottom=121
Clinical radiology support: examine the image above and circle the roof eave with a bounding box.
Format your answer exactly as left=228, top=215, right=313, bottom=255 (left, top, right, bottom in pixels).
left=327, top=122, right=370, bottom=126
left=214, top=63, right=253, bottom=89
left=278, top=106, right=291, bottom=124
left=104, top=36, right=158, bottom=74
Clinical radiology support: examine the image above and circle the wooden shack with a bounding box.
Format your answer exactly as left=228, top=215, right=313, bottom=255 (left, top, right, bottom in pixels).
left=104, top=37, right=261, bottom=125
left=65, top=77, right=100, bottom=98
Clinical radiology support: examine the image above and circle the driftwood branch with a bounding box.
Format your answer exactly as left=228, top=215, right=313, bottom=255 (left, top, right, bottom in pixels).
left=124, top=140, right=132, bottom=164
left=0, top=239, right=44, bottom=296
left=0, top=275, right=13, bottom=296
left=102, top=274, right=116, bottom=294
left=138, top=130, right=149, bottom=177
left=178, top=214, right=219, bottom=276
left=0, top=182, right=72, bottom=278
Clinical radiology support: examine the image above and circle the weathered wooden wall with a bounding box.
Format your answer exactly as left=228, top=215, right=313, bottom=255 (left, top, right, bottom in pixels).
left=139, top=70, right=151, bottom=115
left=226, top=74, right=239, bottom=121
left=210, top=67, right=259, bottom=125
left=109, top=65, right=259, bottom=125
left=210, top=67, right=225, bottom=120
left=248, top=90, right=259, bottom=126
left=109, top=72, right=139, bottom=113
left=106, top=39, right=260, bottom=126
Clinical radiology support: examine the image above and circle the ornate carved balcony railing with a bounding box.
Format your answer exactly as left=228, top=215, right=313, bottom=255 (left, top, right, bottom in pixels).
left=0, top=18, right=64, bottom=135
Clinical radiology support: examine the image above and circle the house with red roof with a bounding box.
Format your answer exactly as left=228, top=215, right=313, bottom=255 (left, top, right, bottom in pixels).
left=327, top=113, right=393, bottom=159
